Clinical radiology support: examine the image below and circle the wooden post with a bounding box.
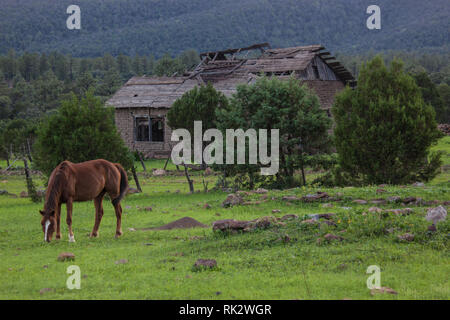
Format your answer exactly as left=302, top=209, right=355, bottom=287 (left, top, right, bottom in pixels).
left=137, top=151, right=146, bottom=172
left=182, top=162, right=194, bottom=193
left=131, top=166, right=142, bottom=192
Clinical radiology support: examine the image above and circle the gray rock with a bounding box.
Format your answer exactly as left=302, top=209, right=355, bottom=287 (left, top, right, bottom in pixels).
left=426, top=205, right=447, bottom=224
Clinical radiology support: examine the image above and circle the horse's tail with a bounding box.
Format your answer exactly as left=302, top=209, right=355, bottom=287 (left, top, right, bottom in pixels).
left=112, top=163, right=129, bottom=206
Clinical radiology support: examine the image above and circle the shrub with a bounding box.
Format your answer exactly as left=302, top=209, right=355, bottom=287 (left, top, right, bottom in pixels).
left=332, top=56, right=443, bottom=185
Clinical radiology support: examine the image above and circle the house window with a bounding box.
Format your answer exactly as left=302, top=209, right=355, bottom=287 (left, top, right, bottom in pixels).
left=135, top=117, right=149, bottom=141
left=134, top=116, right=164, bottom=142
left=151, top=118, right=164, bottom=142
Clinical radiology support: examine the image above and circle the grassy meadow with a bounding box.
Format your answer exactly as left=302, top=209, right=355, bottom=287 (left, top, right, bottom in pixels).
left=0, top=137, right=449, bottom=300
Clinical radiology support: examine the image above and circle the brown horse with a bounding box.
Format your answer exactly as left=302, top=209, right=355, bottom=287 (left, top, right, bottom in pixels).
left=39, top=159, right=128, bottom=242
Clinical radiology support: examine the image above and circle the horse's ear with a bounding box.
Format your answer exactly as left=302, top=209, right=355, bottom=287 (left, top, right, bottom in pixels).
left=39, top=210, right=45, bottom=216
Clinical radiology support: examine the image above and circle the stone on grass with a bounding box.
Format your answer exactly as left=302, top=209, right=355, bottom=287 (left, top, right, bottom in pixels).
left=153, top=169, right=166, bottom=176
left=301, top=192, right=329, bottom=202
left=222, top=194, right=243, bottom=207
left=387, top=196, right=401, bottom=203
left=115, top=259, right=128, bottom=265
left=282, top=195, right=300, bottom=202
left=212, top=219, right=250, bottom=232
left=425, top=206, right=447, bottom=224
left=324, top=233, right=344, bottom=241
left=127, top=188, right=140, bottom=195
left=20, top=191, right=28, bottom=198
left=40, top=288, right=54, bottom=295
left=193, top=259, right=217, bottom=270
left=368, top=207, right=382, bottom=213
left=281, top=214, right=298, bottom=221
left=402, top=196, right=416, bottom=204
left=397, top=233, right=414, bottom=242
left=370, top=287, right=398, bottom=296
left=352, top=199, right=368, bottom=205
left=412, top=182, right=425, bottom=187
left=57, top=252, right=75, bottom=262
left=254, top=188, right=268, bottom=194
left=204, top=167, right=213, bottom=176
left=272, top=209, right=281, bottom=214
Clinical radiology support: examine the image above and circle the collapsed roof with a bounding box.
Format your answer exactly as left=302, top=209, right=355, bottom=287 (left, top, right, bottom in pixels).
left=107, top=43, right=355, bottom=109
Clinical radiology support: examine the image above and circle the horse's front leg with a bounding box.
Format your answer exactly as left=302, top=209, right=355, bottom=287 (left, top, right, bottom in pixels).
left=66, top=199, right=75, bottom=243
left=55, top=202, right=62, bottom=240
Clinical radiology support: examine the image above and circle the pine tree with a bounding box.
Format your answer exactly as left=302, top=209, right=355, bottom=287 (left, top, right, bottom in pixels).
left=332, top=56, right=442, bottom=184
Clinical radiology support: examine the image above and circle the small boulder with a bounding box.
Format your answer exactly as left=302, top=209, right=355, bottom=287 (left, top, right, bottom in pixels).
left=115, top=259, right=128, bottom=265
left=402, top=196, right=416, bottom=204
left=352, top=199, right=368, bottom=205
left=398, top=233, right=414, bottom=242
left=212, top=219, right=250, bottom=232
left=387, top=196, right=401, bottom=203
left=324, top=233, right=344, bottom=241
left=281, top=214, right=298, bottom=221
left=19, top=191, right=28, bottom=198
left=153, top=169, right=166, bottom=176
left=370, top=287, right=398, bottom=296
left=272, top=209, right=281, bottom=214
left=426, top=205, right=447, bottom=224
left=254, top=188, right=268, bottom=194
left=193, top=259, right=217, bottom=270
left=412, top=182, right=425, bottom=187
left=368, top=207, right=382, bottom=213
left=282, top=195, right=300, bottom=202
left=57, top=252, right=75, bottom=262
left=203, top=203, right=212, bottom=209
left=127, top=188, right=140, bottom=195
left=222, top=194, right=243, bottom=207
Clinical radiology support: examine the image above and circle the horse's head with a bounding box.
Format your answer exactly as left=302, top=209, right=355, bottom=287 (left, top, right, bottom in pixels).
left=40, top=209, right=56, bottom=242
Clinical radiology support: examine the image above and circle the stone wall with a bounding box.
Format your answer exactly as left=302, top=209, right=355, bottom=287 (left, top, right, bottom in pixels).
left=303, top=80, right=345, bottom=112
left=114, top=107, right=174, bottom=158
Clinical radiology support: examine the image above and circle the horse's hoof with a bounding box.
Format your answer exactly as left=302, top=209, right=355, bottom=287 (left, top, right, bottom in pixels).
left=89, top=233, right=98, bottom=238
left=115, top=231, right=123, bottom=238
left=68, top=235, right=76, bottom=243
left=56, top=235, right=61, bottom=240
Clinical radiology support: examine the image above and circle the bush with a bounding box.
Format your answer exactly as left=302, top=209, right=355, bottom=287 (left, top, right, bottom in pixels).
left=332, top=56, right=443, bottom=185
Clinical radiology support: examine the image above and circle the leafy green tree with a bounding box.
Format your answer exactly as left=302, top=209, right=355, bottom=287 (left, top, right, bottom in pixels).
left=437, top=83, right=450, bottom=123
left=332, top=56, right=443, bottom=185
left=412, top=72, right=446, bottom=123
left=168, top=83, right=228, bottom=137
left=33, top=91, right=133, bottom=176
left=215, top=76, right=331, bottom=188
left=154, top=54, right=185, bottom=77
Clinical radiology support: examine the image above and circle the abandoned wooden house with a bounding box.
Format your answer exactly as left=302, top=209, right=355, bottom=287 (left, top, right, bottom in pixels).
left=106, top=43, right=355, bottom=158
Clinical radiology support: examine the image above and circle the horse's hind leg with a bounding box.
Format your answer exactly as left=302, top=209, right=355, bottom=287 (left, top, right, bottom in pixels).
left=113, top=201, right=123, bottom=238
left=56, top=202, right=62, bottom=240
left=90, top=192, right=105, bottom=238
left=66, top=199, right=75, bottom=242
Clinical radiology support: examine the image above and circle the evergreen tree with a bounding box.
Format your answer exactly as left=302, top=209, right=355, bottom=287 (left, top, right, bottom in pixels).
left=332, top=56, right=443, bottom=185
left=33, top=91, right=133, bottom=176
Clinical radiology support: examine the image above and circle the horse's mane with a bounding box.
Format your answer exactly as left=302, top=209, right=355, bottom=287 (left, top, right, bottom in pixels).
left=44, top=162, right=70, bottom=212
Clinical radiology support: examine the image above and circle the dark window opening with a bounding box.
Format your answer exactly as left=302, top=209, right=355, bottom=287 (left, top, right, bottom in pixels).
left=135, top=116, right=165, bottom=142
left=135, top=117, right=149, bottom=141
left=151, top=118, right=164, bottom=142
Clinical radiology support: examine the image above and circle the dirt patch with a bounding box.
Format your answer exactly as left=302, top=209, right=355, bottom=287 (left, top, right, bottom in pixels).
left=141, top=217, right=208, bottom=231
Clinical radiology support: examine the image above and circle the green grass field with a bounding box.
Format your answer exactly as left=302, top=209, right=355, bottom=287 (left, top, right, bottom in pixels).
left=0, top=137, right=449, bottom=300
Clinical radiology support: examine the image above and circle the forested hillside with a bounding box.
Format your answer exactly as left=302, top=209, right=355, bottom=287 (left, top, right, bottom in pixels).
left=0, top=0, right=449, bottom=57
